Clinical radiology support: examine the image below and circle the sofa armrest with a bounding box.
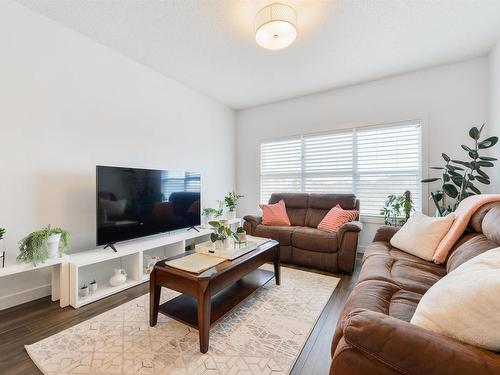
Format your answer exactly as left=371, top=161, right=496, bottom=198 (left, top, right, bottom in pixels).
left=243, top=215, right=262, bottom=234
left=337, top=221, right=362, bottom=274
left=330, top=310, right=500, bottom=375
left=372, top=225, right=400, bottom=243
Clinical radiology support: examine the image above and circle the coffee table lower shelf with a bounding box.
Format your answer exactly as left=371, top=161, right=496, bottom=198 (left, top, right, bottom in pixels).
left=158, top=268, right=274, bottom=328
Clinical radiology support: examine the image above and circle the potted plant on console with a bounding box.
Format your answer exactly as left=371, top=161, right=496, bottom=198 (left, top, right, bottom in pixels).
left=17, top=225, right=70, bottom=266
left=209, top=221, right=238, bottom=250
left=380, top=191, right=414, bottom=226
left=224, top=191, right=244, bottom=220
left=202, top=207, right=223, bottom=228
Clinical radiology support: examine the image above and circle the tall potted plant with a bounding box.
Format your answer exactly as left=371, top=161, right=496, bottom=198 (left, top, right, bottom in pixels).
left=17, top=225, right=70, bottom=266
left=380, top=191, right=414, bottom=226
left=422, top=124, right=498, bottom=216
left=223, top=191, right=244, bottom=220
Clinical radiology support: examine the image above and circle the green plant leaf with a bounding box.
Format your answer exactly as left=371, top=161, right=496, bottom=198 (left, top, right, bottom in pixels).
left=478, top=156, right=497, bottom=161
left=477, top=160, right=494, bottom=167
left=442, top=153, right=450, bottom=162
left=468, top=185, right=481, bottom=194
left=478, top=136, right=498, bottom=149
left=451, top=175, right=464, bottom=186
left=475, top=176, right=490, bottom=184
left=468, top=151, right=479, bottom=159
left=469, top=127, right=480, bottom=140
left=461, top=145, right=472, bottom=152
left=443, top=173, right=450, bottom=182
left=451, top=160, right=473, bottom=169
left=476, top=168, right=489, bottom=179
left=208, top=221, right=220, bottom=228
left=421, top=178, right=440, bottom=183
left=210, top=233, right=218, bottom=242
left=430, top=167, right=445, bottom=170
left=468, top=173, right=475, bottom=180
left=443, top=184, right=458, bottom=198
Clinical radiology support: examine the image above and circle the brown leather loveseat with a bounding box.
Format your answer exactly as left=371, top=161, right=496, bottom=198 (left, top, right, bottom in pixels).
left=330, top=202, right=500, bottom=375
left=243, top=193, right=362, bottom=274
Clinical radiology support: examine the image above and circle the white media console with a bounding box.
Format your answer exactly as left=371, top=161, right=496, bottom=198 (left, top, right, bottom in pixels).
left=68, top=219, right=241, bottom=308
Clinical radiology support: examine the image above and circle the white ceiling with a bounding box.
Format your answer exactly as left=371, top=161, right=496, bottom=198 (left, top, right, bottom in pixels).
left=16, top=0, right=500, bottom=109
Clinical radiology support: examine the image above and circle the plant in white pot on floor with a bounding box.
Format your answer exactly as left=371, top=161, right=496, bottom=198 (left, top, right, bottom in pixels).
left=224, top=191, right=244, bottom=220
left=17, top=225, right=70, bottom=266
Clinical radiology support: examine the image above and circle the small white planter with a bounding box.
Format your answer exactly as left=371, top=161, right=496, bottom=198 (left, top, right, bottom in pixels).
left=89, top=282, right=98, bottom=295
left=47, top=234, right=61, bottom=259
left=215, top=240, right=230, bottom=250
left=79, top=286, right=89, bottom=299
left=227, top=210, right=236, bottom=220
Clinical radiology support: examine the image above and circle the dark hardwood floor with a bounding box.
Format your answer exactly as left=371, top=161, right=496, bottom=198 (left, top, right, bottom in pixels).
left=0, top=257, right=361, bottom=375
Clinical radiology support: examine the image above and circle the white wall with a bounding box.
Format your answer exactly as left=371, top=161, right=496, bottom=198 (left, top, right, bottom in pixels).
left=0, top=1, right=235, bottom=309
left=490, top=39, right=500, bottom=192
left=236, top=58, right=489, bottom=249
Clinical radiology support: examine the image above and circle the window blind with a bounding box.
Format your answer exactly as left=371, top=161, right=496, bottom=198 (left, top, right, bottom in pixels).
left=260, top=138, right=302, bottom=203
left=355, top=124, right=421, bottom=216
left=260, top=122, right=422, bottom=216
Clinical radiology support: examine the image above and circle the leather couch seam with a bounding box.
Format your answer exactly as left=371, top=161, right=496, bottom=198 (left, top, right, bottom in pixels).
left=342, top=315, right=410, bottom=375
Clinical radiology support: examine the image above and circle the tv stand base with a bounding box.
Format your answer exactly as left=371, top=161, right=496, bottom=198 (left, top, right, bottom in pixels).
left=187, top=226, right=200, bottom=232
left=104, top=242, right=118, bottom=252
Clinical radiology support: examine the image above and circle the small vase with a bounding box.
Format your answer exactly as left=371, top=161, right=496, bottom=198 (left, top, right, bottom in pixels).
left=215, top=240, right=229, bottom=250
left=227, top=210, right=236, bottom=220
left=89, top=282, right=98, bottom=295
left=237, top=231, right=247, bottom=243
left=79, top=286, right=89, bottom=298
left=47, top=234, right=61, bottom=259
left=109, top=269, right=127, bottom=287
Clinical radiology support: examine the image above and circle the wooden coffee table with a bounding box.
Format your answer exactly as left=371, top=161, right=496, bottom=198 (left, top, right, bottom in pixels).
left=149, top=240, right=280, bottom=353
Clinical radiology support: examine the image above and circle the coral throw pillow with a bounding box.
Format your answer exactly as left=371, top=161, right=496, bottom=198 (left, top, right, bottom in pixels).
left=317, top=204, right=359, bottom=233
left=260, top=199, right=291, bottom=226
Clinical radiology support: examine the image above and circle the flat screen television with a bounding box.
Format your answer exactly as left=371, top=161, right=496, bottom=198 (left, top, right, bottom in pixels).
left=96, top=165, right=201, bottom=246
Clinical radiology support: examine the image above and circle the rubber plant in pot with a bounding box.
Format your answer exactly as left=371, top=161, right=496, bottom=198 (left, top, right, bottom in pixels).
left=422, top=124, right=498, bottom=216
left=17, top=225, right=70, bottom=266
left=223, top=191, right=244, bottom=220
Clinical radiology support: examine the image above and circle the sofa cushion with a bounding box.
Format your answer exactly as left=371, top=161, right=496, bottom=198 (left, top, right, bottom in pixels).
left=259, top=199, right=291, bottom=226
left=269, top=193, right=308, bottom=226
left=291, top=227, right=338, bottom=253
left=364, top=241, right=437, bottom=264
left=341, top=279, right=423, bottom=322
left=411, top=248, right=500, bottom=351
left=390, top=212, right=455, bottom=261
left=305, top=194, right=358, bottom=228
left=317, top=204, right=359, bottom=233
left=253, top=224, right=297, bottom=246
left=359, top=249, right=446, bottom=295
left=482, top=205, right=500, bottom=244
left=446, top=234, right=499, bottom=273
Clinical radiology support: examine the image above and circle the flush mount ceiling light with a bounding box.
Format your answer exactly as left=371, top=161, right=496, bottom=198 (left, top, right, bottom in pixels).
left=255, top=3, right=297, bottom=50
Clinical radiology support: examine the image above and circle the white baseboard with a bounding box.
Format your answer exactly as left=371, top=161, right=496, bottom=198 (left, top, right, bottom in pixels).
left=0, top=284, right=51, bottom=311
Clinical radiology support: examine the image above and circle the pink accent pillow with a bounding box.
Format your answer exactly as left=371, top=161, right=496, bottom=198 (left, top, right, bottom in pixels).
left=317, top=204, right=359, bottom=233
left=260, top=199, right=291, bottom=226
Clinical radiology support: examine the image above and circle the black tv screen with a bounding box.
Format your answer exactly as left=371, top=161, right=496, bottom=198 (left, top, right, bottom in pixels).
left=96, top=166, right=201, bottom=246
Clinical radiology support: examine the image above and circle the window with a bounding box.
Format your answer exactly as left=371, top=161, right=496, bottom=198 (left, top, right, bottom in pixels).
left=260, top=122, right=422, bottom=217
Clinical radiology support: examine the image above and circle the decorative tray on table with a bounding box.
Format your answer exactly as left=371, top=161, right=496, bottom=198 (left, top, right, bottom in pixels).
left=194, top=235, right=270, bottom=260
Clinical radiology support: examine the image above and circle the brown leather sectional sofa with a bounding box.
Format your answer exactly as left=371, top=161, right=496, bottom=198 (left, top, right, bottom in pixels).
left=330, top=201, right=500, bottom=375
left=243, top=193, right=362, bottom=274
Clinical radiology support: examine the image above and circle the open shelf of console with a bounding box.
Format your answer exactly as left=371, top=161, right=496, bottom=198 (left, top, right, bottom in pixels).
left=68, top=228, right=212, bottom=308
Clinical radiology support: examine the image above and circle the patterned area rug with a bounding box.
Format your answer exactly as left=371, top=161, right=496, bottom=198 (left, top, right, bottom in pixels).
left=26, top=265, right=340, bottom=374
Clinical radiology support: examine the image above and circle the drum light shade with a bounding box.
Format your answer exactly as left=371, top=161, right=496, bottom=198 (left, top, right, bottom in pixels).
left=255, top=3, right=297, bottom=50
